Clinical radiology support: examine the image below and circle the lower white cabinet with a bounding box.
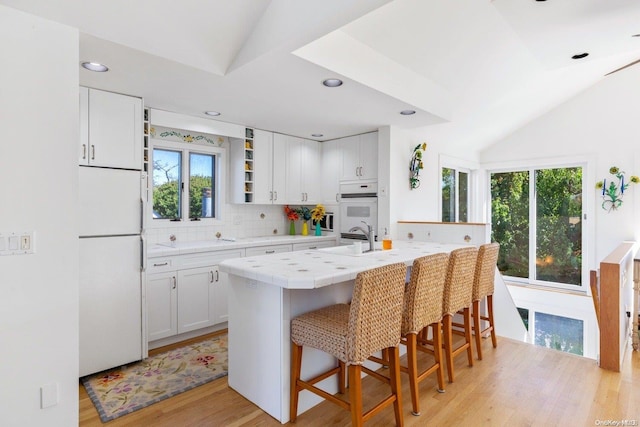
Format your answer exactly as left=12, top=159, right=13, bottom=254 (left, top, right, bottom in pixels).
left=245, top=244, right=292, bottom=256
left=146, top=250, right=241, bottom=343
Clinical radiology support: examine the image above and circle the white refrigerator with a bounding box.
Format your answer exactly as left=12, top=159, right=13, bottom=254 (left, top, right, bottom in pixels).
left=79, top=166, right=146, bottom=377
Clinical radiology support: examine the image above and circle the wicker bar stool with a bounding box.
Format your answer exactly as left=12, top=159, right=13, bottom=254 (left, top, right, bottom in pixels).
left=442, top=246, right=478, bottom=383
left=370, top=253, right=449, bottom=416
left=471, top=243, right=500, bottom=360
left=290, top=263, right=407, bottom=427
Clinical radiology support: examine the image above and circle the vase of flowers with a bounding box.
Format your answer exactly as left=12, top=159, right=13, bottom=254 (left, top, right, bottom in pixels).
left=409, top=142, right=426, bottom=189
left=311, top=204, right=326, bottom=236
left=297, top=207, right=311, bottom=235
left=284, top=205, right=299, bottom=235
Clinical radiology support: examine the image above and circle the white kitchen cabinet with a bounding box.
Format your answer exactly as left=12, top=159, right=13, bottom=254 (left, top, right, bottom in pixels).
left=232, top=129, right=287, bottom=204
left=177, top=266, right=218, bottom=333
left=285, top=136, right=321, bottom=204
left=291, top=240, right=336, bottom=251
left=321, top=139, right=341, bottom=203
left=79, top=87, right=143, bottom=169
left=146, top=250, right=241, bottom=344
left=147, top=271, right=178, bottom=341
left=245, top=244, right=292, bottom=256
left=340, top=132, right=378, bottom=182
left=253, top=129, right=289, bottom=204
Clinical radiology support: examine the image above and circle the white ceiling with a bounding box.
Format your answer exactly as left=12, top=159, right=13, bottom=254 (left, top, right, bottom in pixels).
left=3, top=0, right=640, bottom=151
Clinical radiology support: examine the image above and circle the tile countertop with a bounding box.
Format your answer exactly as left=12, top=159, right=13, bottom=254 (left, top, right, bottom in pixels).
left=147, top=234, right=337, bottom=257
left=219, top=241, right=471, bottom=290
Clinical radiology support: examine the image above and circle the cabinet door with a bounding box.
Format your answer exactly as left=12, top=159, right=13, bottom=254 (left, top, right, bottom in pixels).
left=302, top=139, right=321, bottom=204
left=213, top=267, right=229, bottom=324
left=272, top=134, right=287, bottom=204
left=147, top=271, right=178, bottom=341
left=340, top=135, right=360, bottom=181
left=358, top=132, right=378, bottom=181
left=321, top=139, right=341, bottom=203
left=286, top=136, right=305, bottom=204
left=88, top=88, right=142, bottom=169
left=79, top=87, right=89, bottom=164
left=252, top=129, right=274, bottom=204
left=177, top=266, right=215, bottom=333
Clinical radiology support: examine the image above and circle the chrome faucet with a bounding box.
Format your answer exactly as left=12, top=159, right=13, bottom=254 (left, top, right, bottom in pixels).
left=349, top=221, right=375, bottom=252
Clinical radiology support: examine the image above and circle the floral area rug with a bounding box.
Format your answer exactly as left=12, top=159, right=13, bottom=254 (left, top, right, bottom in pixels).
left=81, top=335, right=228, bottom=422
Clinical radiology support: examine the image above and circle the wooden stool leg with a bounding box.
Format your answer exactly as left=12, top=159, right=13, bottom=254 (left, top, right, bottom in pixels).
left=488, top=295, right=497, bottom=348
left=338, top=360, right=346, bottom=394
left=348, top=365, right=364, bottom=427
left=290, top=343, right=303, bottom=422
left=405, top=334, right=420, bottom=416
left=464, top=307, right=474, bottom=367
left=431, top=322, right=445, bottom=392
left=473, top=299, right=483, bottom=360
left=388, top=346, right=404, bottom=427
left=443, top=314, right=455, bottom=383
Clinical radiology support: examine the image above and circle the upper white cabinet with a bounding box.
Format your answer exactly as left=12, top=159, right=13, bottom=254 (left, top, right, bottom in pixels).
left=79, top=87, right=143, bottom=169
left=321, top=139, right=341, bottom=203
left=285, top=135, right=321, bottom=204
left=254, top=129, right=286, bottom=204
left=340, top=132, right=378, bottom=182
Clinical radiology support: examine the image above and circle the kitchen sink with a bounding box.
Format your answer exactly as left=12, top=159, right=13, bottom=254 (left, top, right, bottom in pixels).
left=317, top=245, right=394, bottom=257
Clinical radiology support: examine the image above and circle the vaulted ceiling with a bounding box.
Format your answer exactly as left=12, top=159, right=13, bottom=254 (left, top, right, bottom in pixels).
left=3, top=0, right=640, bottom=152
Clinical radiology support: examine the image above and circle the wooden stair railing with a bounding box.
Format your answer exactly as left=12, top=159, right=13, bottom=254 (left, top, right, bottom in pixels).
left=590, top=270, right=600, bottom=327
left=598, top=242, right=637, bottom=372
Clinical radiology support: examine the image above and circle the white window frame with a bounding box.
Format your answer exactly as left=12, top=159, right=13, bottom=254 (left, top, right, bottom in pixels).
left=439, top=154, right=478, bottom=223
left=149, top=138, right=225, bottom=227
left=484, top=155, right=595, bottom=291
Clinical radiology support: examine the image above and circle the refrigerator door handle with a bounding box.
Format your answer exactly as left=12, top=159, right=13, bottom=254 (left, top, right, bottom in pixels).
left=140, top=235, right=146, bottom=271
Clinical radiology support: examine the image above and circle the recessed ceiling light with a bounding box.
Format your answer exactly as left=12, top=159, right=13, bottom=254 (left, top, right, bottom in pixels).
left=204, top=111, right=221, bottom=116
left=81, top=62, right=108, bottom=72
left=322, top=78, right=343, bottom=87
left=311, top=134, right=323, bottom=138
left=400, top=110, right=416, bottom=115
left=571, top=52, right=589, bottom=60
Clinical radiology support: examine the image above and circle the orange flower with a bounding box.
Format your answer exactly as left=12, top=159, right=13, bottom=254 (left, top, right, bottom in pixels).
left=284, top=205, right=299, bottom=221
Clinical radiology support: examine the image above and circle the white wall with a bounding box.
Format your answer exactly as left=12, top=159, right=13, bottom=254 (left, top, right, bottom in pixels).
left=0, top=6, right=79, bottom=426
left=480, top=66, right=640, bottom=266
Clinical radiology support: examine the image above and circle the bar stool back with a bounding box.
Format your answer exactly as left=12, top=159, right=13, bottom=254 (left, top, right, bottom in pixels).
left=472, top=242, right=500, bottom=359
left=442, top=246, right=478, bottom=383
left=290, top=262, right=407, bottom=426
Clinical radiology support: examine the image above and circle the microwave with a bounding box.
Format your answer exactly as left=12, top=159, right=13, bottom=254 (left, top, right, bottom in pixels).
left=314, top=211, right=334, bottom=231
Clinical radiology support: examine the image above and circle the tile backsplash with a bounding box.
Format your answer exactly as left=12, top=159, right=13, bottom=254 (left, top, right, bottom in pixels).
left=146, top=204, right=291, bottom=245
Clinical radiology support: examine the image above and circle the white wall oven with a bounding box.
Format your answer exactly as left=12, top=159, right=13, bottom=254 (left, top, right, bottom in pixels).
left=339, top=182, right=377, bottom=244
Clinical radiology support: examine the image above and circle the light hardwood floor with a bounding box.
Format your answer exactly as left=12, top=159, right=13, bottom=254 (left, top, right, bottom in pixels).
left=80, top=332, right=640, bottom=426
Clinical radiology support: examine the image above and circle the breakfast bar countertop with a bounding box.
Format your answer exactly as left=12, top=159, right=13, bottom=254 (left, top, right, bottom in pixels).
left=219, top=241, right=469, bottom=289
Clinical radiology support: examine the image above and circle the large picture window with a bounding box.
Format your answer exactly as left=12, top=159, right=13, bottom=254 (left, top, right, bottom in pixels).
left=151, top=141, right=220, bottom=221
left=490, top=166, right=583, bottom=288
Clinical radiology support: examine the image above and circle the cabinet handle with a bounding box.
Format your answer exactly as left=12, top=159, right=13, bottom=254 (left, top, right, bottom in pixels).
left=172, top=276, right=177, bottom=289
left=209, top=271, right=214, bottom=283
left=269, top=191, right=273, bottom=201
left=301, top=192, right=305, bottom=202
left=153, top=262, right=168, bottom=267
left=305, top=192, right=308, bottom=201
left=274, top=191, right=278, bottom=201
left=215, top=270, right=219, bottom=282
left=82, top=144, right=87, bottom=159
left=308, top=246, right=317, bottom=249
left=265, top=250, right=275, bottom=254
left=91, top=145, right=96, bottom=160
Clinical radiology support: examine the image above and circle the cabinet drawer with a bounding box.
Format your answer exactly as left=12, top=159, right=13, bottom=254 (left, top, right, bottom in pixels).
left=148, top=257, right=175, bottom=273
left=245, top=244, right=292, bottom=257
left=292, top=241, right=335, bottom=251
left=178, top=250, right=243, bottom=269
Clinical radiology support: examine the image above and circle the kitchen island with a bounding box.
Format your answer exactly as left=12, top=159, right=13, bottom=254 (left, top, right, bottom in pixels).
left=219, top=241, right=469, bottom=423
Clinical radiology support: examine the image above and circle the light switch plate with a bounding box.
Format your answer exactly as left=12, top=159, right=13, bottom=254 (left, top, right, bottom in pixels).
left=0, top=231, right=35, bottom=255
